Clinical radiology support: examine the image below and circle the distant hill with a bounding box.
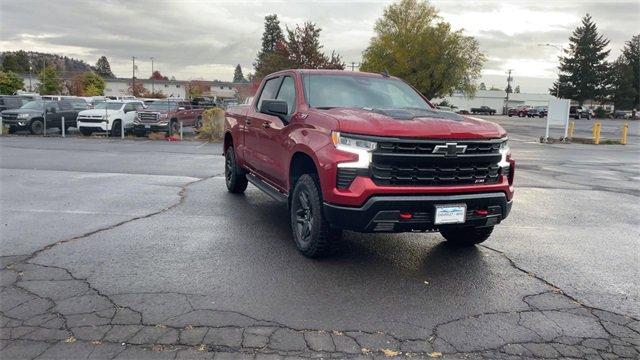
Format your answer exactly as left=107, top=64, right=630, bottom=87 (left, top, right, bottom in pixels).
left=0, top=51, right=97, bottom=79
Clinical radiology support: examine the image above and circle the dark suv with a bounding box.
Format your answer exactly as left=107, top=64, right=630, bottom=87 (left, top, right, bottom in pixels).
left=570, top=106, right=591, bottom=120
left=1, top=100, right=80, bottom=134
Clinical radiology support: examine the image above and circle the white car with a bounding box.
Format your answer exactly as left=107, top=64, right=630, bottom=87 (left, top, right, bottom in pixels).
left=77, top=100, right=144, bottom=136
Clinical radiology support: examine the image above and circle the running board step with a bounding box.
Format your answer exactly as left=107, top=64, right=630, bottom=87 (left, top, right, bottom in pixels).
left=246, top=174, right=288, bottom=203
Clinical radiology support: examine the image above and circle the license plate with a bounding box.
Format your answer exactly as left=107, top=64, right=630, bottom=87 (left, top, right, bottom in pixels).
left=434, top=204, right=466, bottom=225
left=144, top=125, right=150, bottom=129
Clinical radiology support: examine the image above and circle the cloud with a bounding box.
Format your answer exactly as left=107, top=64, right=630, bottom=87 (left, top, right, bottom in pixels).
left=1, top=0, right=637, bottom=93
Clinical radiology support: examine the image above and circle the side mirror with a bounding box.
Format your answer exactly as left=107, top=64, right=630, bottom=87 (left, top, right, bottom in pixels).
left=259, top=99, right=288, bottom=119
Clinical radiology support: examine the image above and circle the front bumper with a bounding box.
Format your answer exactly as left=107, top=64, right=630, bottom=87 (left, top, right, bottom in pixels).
left=133, top=123, right=170, bottom=133
left=323, top=192, right=511, bottom=232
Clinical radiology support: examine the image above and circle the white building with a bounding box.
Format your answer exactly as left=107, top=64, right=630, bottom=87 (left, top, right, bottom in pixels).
left=104, top=78, right=186, bottom=98
left=432, top=90, right=557, bottom=113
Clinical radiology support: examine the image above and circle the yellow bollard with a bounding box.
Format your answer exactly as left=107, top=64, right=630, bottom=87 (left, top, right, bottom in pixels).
left=594, top=122, right=601, bottom=145
left=621, top=123, right=629, bottom=145
left=568, top=121, right=575, bottom=138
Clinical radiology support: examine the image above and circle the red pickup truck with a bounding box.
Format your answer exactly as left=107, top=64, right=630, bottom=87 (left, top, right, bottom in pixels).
left=134, top=100, right=203, bottom=135
left=224, top=70, right=515, bottom=257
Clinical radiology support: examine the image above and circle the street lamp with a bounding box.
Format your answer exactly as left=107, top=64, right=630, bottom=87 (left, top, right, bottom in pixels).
left=538, top=43, right=564, bottom=98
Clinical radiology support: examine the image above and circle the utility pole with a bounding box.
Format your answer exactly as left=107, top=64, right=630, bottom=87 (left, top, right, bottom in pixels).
left=505, top=69, right=513, bottom=115
left=132, top=56, right=136, bottom=97
left=28, top=59, right=33, bottom=92
left=150, top=57, right=155, bottom=94
left=349, top=62, right=360, bottom=72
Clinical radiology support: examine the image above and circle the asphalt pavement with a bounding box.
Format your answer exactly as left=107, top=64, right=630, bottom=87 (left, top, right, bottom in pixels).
left=0, top=118, right=638, bottom=359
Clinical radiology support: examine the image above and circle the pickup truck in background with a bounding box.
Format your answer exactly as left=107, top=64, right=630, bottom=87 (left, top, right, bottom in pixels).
left=77, top=100, right=145, bottom=136
left=507, top=106, right=530, bottom=117
left=134, top=100, right=204, bottom=136
left=223, top=70, right=515, bottom=258
left=470, top=106, right=496, bottom=115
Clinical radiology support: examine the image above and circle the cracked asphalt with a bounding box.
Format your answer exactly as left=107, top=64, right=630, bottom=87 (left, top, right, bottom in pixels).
left=0, top=117, right=638, bottom=359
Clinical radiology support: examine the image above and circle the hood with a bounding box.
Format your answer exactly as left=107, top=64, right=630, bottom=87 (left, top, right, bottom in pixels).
left=321, top=108, right=506, bottom=139
left=2, top=108, right=42, bottom=115
left=79, top=109, right=119, bottom=116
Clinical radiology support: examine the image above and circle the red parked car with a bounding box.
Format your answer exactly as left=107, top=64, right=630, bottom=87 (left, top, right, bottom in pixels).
left=224, top=70, right=515, bottom=257
left=134, top=100, right=203, bottom=136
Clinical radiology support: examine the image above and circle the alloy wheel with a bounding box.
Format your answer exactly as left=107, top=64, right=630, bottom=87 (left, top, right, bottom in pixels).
left=295, top=189, right=313, bottom=245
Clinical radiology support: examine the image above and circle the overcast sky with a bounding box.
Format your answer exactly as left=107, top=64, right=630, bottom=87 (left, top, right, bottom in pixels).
left=1, top=0, right=638, bottom=93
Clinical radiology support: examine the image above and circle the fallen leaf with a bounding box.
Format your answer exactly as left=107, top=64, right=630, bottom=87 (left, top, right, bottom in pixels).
left=155, top=324, right=166, bottom=329
left=90, top=340, right=102, bottom=345
left=184, top=325, right=194, bottom=330
left=332, top=330, right=344, bottom=336
left=65, top=336, right=76, bottom=343
left=424, top=281, right=429, bottom=285
left=361, top=348, right=371, bottom=354
left=428, top=352, right=442, bottom=358
left=196, top=344, right=206, bottom=352
left=381, top=348, right=400, bottom=357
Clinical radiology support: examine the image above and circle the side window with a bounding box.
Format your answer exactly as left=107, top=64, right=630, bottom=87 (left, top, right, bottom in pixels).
left=59, top=102, right=71, bottom=110
left=124, top=103, right=135, bottom=112
left=276, top=76, right=296, bottom=115
left=257, top=77, right=281, bottom=110
left=134, top=103, right=144, bottom=111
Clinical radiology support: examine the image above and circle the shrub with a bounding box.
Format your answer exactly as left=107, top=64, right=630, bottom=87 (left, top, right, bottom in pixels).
left=196, top=107, right=225, bottom=141
left=594, top=107, right=607, bottom=118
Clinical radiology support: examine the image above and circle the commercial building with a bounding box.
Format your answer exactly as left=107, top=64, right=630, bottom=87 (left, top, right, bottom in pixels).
left=104, top=78, right=186, bottom=98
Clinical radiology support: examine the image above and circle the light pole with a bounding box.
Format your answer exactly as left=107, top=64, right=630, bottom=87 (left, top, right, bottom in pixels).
left=28, top=59, right=33, bottom=92
left=150, top=57, right=155, bottom=94
left=538, top=43, right=564, bottom=98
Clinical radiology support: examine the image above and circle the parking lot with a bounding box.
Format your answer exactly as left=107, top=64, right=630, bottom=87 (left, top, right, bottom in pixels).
left=1, top=117, right=638, bottom=359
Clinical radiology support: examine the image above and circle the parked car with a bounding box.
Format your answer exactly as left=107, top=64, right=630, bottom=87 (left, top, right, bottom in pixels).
left=470, top=106, right=496, bottom=115
left=191, top=96, right=217, bottom=108
left=77, top=100, right=145, bottom=136
left=223, top=69, right=515, bottom=257
left=527, top=106, right=547, bottom=118
left=570, top=105, right=591, bottom=120
left=134, top=100, right=204, bottom=136
left=0, top=96, right=28, bottom=112
left=507, top=106, right=530, bottom=117
left=1, top=99, right=79, bottom=134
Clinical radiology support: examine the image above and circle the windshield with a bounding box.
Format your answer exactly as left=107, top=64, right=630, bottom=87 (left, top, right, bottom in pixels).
left=94, top=102, right=124, bottom=110
left=302, top=75, right=431, bottom=110
left=146, top=102, right=178, bottom=111
left=21, top=100, right=45, bottom=110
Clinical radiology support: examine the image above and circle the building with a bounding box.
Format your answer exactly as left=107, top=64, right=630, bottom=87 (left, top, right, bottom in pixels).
left=104, top=78, right=186, bottom=98
left=185, top=80, right=239, bottom=100
left=432, top=90, right=557, bottom=113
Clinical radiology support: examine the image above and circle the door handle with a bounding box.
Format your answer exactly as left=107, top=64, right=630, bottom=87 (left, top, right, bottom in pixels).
left=262, top=122, right=271, bottom=129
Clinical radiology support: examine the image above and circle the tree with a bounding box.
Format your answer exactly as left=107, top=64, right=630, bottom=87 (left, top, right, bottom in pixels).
left=127, top=79, right=147, bottom=97
left=253, top=15, right=344, bottom=80
left=614, top=34, right=640, bottom=109
left=479, top=82, right=486, bottom=90
left=95, top=56, right=115, bottom=78
left=150, top=70, right=168, bottom=80
left=38, top=65, right=60, bottom=94
left=253, top=14, right=286, bottom=79
left=505, top=84, right=513, bottom=94
left=2, top=53, right=21, bottom=73
left=82, top=71, right=105, bottom=96
left=233, top=64, right=246, bottom=83
left=514, top=85, right=521, bottom=93
left=360, top=0, right=484, bottom=99
left=0, top=71, right=24, bottom=94
left=550, top=14, right=610, bottom=104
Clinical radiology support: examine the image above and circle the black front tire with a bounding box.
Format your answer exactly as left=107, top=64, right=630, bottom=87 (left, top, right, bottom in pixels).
left=440, top=226, right=494, bottom=247
left=110, top=120, right=122, bottom=137
left=225, top=147, right=248, bottom=193
left=194, top=116, right=203, bottom=133
left=29, top=119, right=44, bottom=135
left=169, top=120, right=180, bottom=136
left=290, top=174, right=342, bottom=258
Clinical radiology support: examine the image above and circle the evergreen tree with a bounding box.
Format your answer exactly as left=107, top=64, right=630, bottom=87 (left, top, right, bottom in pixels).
left=253, top=15, right=285, bottom=79
left=622, top=34, right=639, bottom=108
left=38, top=66, right=61, bottom=94
left=2, top=53, right=21, bottom=73
left=233, top=64, right=246, bottom=83
left=550, top=14, right=610, bottom=104
left=608, top=35, right=639, bottom=109
left=95, top=56, right=115, bottom=78
left=514, top=85, right=521, bottom=93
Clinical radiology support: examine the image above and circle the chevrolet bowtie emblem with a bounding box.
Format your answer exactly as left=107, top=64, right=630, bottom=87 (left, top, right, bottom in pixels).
left=432, top=143, right=467, bottom=157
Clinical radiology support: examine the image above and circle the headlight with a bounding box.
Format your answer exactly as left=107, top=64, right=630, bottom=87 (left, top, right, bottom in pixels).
left=498, top=140, right=510, bottom=170
left=17, top=114, right=29, bottom=119
left=160, top=113, right=168, bottom=118
left=331, top=132, right=377, bottom=169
